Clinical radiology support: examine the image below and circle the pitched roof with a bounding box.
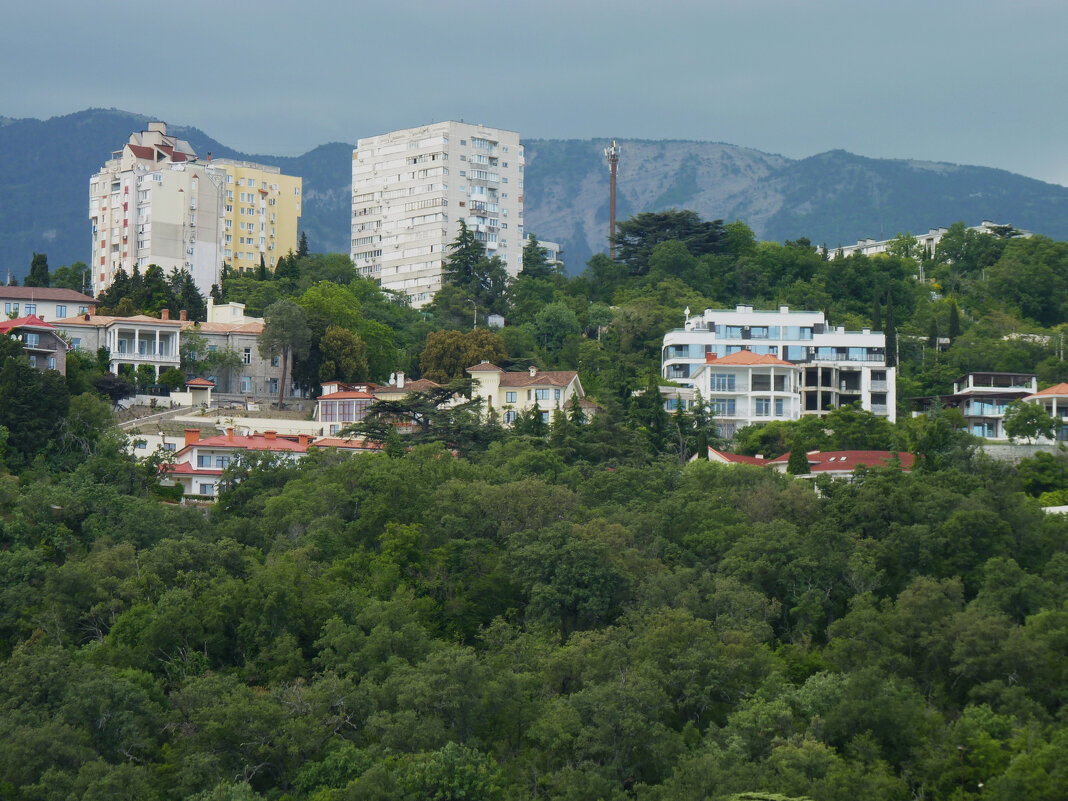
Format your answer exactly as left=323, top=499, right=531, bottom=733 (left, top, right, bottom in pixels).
left=0, top=287, right=97, bottom=303
left=181, top=321, right=263, bottom=334
left=0, top=314, right=57, bottom=334
left=769, top=450, right=915, bottom=472
left=311, top=437, right=383, bottom=451
left=705, top=350, right=795, bottom=367
left=1027, top=382, right=1068, bottom=398
left=708, top=448, right=768, bottom=465
left=467, top=361, right=503, bottom=372
left=497, top=369, right=579, bottom=388
left=185, top=377, right=215, bottom=387
left=187, top=433, right=308, bottom=453
left=127, top=144, right=155, bottom=160
left=52, top=313, right=183, bottom=328
left=374, top=378, right=441, bottom=394
left=318, top=390, right=376, bottom=400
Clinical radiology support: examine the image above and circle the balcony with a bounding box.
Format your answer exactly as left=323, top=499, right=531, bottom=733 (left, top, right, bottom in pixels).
left=871, top=404, right=888, bottom=415
left=870, top=380, right=888, bottom=391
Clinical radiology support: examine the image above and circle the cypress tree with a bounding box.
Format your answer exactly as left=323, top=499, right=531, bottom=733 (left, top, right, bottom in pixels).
left=948, top=301, right=961, bottom=342
left=787, top=449, right=811, bottom=475
left=872, top=297, right=882, bottom=330
left=884, top=292, right=897, bottom=367
left=928, top=318, right=939, bottom=349
left=298, top=231, right=309, bottom=258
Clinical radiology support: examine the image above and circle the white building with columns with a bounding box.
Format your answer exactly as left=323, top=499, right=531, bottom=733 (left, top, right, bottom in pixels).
left=662, top=305, right=895, bottom=424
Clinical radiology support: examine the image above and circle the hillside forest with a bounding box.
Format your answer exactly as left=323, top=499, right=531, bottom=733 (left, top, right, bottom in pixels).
left=3, top=212, right=1068, bottom=800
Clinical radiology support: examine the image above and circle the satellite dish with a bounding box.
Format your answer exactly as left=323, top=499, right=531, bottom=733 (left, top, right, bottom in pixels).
left=388, top=372, right=397, bottom=386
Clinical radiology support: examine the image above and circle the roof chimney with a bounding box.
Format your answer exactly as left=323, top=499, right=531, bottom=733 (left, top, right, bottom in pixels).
left=396, top=371, right=404, bottom=389
left=298, top=433, right=310, bottom=446
left=226, top=427, right=234, bottom=442
left=528, top=365, right=538, bottom=377
left=184, top=428, right=200, bottom=446
left=705, top=352, right=718, bottom=363
left=180, top=310, right=188, bottom=321
left=161, top=309, right=170, bottom=320
left=264, top=430, right=277, bottom=441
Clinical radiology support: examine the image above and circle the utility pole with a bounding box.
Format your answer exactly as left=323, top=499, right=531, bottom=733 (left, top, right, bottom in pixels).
left=604, top=140, right=620, bottom=259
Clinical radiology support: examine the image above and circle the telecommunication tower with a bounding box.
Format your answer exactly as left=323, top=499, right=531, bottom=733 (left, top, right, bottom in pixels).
left=604, top=140, right=620, bottom=259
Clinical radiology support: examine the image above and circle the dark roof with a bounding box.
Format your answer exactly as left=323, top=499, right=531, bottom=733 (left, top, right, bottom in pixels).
left=0, top=287, right=97, bottom=303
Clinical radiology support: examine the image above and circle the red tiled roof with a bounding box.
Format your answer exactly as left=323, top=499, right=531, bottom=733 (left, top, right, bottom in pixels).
left=497, top=369, right=579, bottom=388
left=0, top=314, right=56, bottom=333
left=127, top=144, right=155, bottom=160
left=1028, top=382, right=1068, bottom=398
left=770, top=450, right=915, bottom=472
left=705, top=350, right=795, bottom=367
left=467, top=362, right=503, bottom=372
left=185, top=377, right=215, bottom=387
left=318, top=390, right=376, bottom=400
left=708, top=448, right=768, bottom=465
left=191, top=434, right=308, bottom=453
left=164, top=462, right=224, bottom=476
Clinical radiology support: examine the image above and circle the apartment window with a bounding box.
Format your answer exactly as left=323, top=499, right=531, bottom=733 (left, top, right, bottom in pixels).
left=504, top=410, right=516, bottom=424
left=774, top=398, right=785, bottom=417
left=24, top=333, right=39, bottom=347
left=197, top=454, right=211, bottom=468
left=27, top=356, right=36, bottom=367
left=710, top=399, right=736, bottom=416
left=199, top=483, right=215, bottom=496
left=215, top=456, right=231, bottom=468
left=269, top=378, right=279, bottom=393
left=163, top=442, right=176, bottom=452
left=271, top=355, right=279, bottom=367
left=710, top=373, right=735, bottom=392
left=24, top=304, right=36, bottom=315
left=535, top=388, right=550, bottom=401
left=242, top=347, right=252, bottom=365
left=755, top=398, right=771, bottom=417
left=505, top=391, right=516, bottom=403
left=71, top=338, right=81, bottom=349
left=554, top=389, right=561, bottom=401
left=240, top=376, right=252, bottom=393
left=48, top=357, right=56, bottom=370
left=4, top=303, right=17, bottom=315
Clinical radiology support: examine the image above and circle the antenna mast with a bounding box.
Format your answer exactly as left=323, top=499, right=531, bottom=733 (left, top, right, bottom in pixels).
left=604, top=140, right=620, bottom=259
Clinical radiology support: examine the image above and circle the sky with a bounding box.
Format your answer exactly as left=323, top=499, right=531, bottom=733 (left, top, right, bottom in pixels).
left=3, top=0, right=1067, bottom=186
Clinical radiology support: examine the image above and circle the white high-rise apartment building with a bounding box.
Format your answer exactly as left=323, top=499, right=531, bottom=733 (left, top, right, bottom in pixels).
left=90, top=122, right=224, bottom=297
left=351, top=122, right=525, bottom=306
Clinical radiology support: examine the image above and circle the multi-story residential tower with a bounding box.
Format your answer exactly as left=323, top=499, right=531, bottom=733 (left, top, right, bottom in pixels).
left=90, top=122, right=223, bottom=297
left=212, top=159, right=302, bottom=274
left=90, top=123, right=303, bottom=296
left=662, top=305, right=896, bottom=424
left=351, top=122, right=524, bottom=306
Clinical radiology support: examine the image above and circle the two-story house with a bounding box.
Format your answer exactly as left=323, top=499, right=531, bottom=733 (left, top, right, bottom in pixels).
left=466, top=363, right=584, bottom=424
left=52, top=312, right=182, bottom=380
left=0, top=286, right=97, bottom=322
left=0, top=315, right=70, bottom=373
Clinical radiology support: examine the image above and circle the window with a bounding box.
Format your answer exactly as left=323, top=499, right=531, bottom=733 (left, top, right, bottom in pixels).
left=78, top=306, right=88, bottom=315
left=25, top=304, right=36, bottom=316
left=710, top=399, right=736, bottom=416
left=242, top=347, right=252, bottom=364
left=755, top=398, right=771, bottom=416
left=240, top=376, right=252, bottom=393
left=163, top=442, right=176, bottom=452
left=24, top=333, right=39, bottom=347
left=271, top=355, right=279, bottom=367
left=27, top=355, right=36, bottom=367
left=504, top=410, right=517, bottom=425
left=4, top=303, right=17, bottom=315
left=134, top=440, right=147, bottom=450
left=554, top=389, right=561, bottom=401
left=215, top=456, right=231, bottom=468
left=199, top=483, right=215, bottom=496
left=269, top=378, right=278, bottom=393
left=197, top=454, right=211, bottom=467
left=774, top=398, right=785, bottom=416
left=48, top=357, right=55, bottom=370
left=535, top=388, right=551, bottom=400
left=710, top=373, right=735, bottom=392
left=505, top=391, right=516, bottom=403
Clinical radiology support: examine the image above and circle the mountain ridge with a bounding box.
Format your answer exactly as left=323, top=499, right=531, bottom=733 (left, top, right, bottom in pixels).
left=2, top=109, right=1067, bottom=279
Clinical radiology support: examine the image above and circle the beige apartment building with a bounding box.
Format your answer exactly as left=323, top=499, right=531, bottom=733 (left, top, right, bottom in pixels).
left=90, top=123, right=302, bottom=297
left=351, top=121, right=525, bottom=306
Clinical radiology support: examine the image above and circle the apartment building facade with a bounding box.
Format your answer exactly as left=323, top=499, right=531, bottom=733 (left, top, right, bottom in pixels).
left=662, top=305, right=896, bottom=423
left=351, top=122, right=525, bottom=306
left=90, top=123, right=302, bottom=297
left=211, top=159, right=302, bottom=274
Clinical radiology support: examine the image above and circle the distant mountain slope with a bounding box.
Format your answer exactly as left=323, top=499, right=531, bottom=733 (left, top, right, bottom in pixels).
left=522, top=139, right=1068, bottom=270
left=0, top=108, right=351, bottom=279
left=2, top=109, right=1067, bottom=280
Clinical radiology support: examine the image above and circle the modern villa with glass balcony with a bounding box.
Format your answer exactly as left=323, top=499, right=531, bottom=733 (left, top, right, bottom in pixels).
left=661, top=305, right=895, bottom=424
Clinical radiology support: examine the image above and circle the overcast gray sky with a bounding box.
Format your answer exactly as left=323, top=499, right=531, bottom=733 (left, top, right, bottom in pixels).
left=4, top=0, right=1066, bottom=185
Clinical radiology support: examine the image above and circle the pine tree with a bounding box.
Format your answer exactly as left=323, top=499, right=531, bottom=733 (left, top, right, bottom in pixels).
left=298, top=231, right=309, bottom=258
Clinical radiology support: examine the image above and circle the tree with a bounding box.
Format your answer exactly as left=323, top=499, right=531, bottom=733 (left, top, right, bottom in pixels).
left=612, top=210, right=726, bottom=275
left=787, top=449, right=811, bottom=475
left=319, top=326, right=369, bottom=383
left=885, top=232, right=919, bottom=261
left=520, top=236, right=555, bottom=279
left=1003, top=400, right=1056, bottom=443
left=298, top=231, right=309, bottom=258
left=256, top=255, right=268, bottom=281
left=51, top=261, right=90, bottom=292
left=443, top=220, right=485, bottom=291
left=884, top=292, right=897, bottom=367
left=927, top=318, right=939, bottom=349
left=948, top=301, right=961, bottom=342
left=24, top=253, right=50, bottom=288
left=534, top=302, right=581, bottom=354
left=420, top=329, right=507, bottom=384
left=158, top=367, right=186, bottom=391
left=259, top=299, right=311, bottom=410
